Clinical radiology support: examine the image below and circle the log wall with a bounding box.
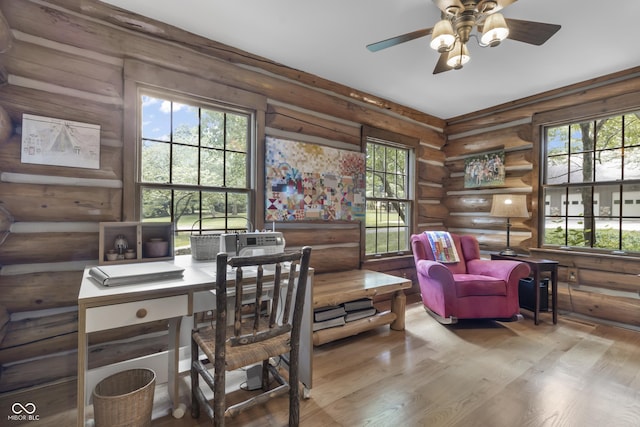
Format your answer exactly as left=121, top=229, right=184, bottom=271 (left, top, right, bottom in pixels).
left=444, top=67, right=640, bottom=328
left=0, top=0, right=443, bottom=392
left=0, top=0, right=638, bottom=393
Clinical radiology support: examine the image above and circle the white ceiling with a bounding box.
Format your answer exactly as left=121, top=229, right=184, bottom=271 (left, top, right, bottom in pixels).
left=100, top=0, right=639, bottom=120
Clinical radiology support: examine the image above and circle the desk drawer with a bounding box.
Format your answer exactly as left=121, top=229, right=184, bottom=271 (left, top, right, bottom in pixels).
left=85, top=295, right=188, bottom=333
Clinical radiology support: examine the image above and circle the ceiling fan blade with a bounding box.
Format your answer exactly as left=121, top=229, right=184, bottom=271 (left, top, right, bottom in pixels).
left=433, top=52, right=452, bottom=74
left=366, top=27, right=433, bottom=52
left=505, top=18, right=561, bottom=46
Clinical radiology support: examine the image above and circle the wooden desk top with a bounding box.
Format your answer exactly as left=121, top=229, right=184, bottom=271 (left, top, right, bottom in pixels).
left=313, top=269, right=411, bottom=308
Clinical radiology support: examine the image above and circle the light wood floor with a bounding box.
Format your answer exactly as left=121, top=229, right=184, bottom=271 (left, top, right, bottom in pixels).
left=3, top=300, right=640, bottom=427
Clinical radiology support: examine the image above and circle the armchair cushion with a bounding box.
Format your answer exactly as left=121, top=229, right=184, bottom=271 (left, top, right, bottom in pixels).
left=453, top=274, right=507, bottom=297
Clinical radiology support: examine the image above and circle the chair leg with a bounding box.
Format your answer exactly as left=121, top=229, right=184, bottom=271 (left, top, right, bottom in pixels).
left=288, top=348, right=300, bottom=427
left=190, top=334, right=200, bottom=419
left=213, top=351, right=226, bottom=427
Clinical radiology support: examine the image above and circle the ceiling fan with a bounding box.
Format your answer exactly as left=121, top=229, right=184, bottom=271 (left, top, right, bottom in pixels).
left=366, top=0, right=561, bottom=74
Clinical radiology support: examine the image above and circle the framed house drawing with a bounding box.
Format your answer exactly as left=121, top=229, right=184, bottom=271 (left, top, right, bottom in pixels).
left=21, top=114, right=100, bottom=169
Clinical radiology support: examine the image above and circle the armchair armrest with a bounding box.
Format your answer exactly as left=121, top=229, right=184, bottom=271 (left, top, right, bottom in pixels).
left=467, top=259, right=530, bottom=283
left=416, top=259, right=454, bottom=283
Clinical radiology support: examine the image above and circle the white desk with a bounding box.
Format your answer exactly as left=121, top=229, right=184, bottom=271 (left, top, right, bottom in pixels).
left=77, top=255, right=313, bottom=427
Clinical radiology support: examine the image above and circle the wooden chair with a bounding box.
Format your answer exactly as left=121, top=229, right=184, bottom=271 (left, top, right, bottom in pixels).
left=190, top=246, right=312, bottom=426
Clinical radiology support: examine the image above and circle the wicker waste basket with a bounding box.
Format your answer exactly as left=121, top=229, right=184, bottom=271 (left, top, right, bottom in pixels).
left=93, top=368, right=156, bottom=427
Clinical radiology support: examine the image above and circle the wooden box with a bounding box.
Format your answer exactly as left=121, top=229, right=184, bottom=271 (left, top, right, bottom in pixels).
left=99, top=221, right=174, bottom=265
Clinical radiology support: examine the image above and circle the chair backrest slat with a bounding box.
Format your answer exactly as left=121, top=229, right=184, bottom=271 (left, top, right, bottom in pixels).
left=282, top=261, right=297, bottom=323
left=269, top=263, right=282, bottom=328
left=234, top=266, right=243, bottom=338
left=253, top=265, right=264, bottom=333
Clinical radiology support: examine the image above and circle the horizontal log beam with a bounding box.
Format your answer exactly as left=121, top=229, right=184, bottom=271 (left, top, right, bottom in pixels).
left=0, top=85, right=121, bottom=141
left=417, top=183, right=445, bottom=200
left=0, top=104, right=11, bottom=143
left=309, top=246, right=360, bottom=273
left=557, top=283, right=640, bottom=328
left=281, top=224, right=360, bottom=247
left=0, top=270, right=82, bottom=312
left=0, top=182, right=121, bottom=222
left=0, top=232, right=97, bottom=264
left=417, top=203, right=449, bottom=220
left=0, top=6, right=12, bottom=53
left=4, top=38, right=123, bottom=98
left=266, top=104, right=361, bottom=147
left=417, top=162, right=448, bottom=184
left=445, top=215, right=529, bottom=231
left=446, top=149, right=532, bottom=174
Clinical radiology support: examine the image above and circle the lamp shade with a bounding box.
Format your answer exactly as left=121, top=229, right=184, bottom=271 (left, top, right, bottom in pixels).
left=446, top=40, right=470, bottom=69
left=490, top=194, right=529, bottom=218
left=481, top=13, right=509, bottom=47
left=430, top=19, right=455, bottom=52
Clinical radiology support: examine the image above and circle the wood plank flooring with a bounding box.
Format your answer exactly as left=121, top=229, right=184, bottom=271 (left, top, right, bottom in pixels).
left=2, top=300, right=639, bottom=426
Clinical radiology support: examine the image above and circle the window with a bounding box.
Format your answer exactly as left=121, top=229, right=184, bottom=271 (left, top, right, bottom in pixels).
left=542, top=111, right=640, bottom=253
left=138, top=89, right=255, bottom=253
left=365, top=139, right=413, bottom=256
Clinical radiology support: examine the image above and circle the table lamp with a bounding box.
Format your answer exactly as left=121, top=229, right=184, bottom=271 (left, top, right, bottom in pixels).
left=490, top=194, right=529, bottom=256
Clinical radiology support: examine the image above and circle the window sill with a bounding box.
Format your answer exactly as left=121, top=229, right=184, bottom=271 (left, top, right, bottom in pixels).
left=531, top=247, right=640, bottom=263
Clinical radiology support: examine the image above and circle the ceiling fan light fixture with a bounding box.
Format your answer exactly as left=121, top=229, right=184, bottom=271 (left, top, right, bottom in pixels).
left=480, top=13, right=509, bottom=47
left=446, top=40, right=470, bottom=69
left=430, top=19, right=455, bottom=53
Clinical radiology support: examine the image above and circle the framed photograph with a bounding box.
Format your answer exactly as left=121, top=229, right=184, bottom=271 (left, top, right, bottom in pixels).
left=464, top=149, right=505, bottom=188
left=21, top=114, right=100, bottom=169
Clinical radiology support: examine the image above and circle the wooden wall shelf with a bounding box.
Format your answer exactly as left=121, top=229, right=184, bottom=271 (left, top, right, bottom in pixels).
left=98, top=221, right=174, bottom=265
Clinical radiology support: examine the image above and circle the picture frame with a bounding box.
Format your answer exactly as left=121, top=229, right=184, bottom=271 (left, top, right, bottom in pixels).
left=21, top=114, right=100, bottom=169
left=265, top=136, right=365, bottom=221
left=463, top=149, right=505, bottom=188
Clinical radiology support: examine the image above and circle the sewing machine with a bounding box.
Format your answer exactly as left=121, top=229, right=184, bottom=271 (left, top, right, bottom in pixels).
left=219, top=231, right=286, bottom=257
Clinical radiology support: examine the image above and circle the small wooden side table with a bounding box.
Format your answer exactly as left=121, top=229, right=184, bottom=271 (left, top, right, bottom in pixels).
left=312, top=269, right=412, bottom=345
left=491, top=254, right=558, bottom=325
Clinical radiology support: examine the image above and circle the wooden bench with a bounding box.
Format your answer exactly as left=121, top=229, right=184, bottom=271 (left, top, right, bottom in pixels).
left=312, top=269, right=412, bottom=346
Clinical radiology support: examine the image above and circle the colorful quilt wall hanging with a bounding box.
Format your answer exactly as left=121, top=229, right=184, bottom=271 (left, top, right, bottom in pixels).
left=265, top=136, right=365, bottom=221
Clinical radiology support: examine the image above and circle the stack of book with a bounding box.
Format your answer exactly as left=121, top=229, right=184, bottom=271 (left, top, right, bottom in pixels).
left=342, top=298, right=377, bottom=322
left=313, top=306, right=346, bottom=331
left=312, top=298, right=378, bottom=332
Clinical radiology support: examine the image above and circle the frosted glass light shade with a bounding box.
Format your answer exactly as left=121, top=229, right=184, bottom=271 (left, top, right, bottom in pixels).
left=481, top=13, right=509, bottom=47
left=430, top=20, right=455, bottom=52
left=446, top=41, right=470, bottom=69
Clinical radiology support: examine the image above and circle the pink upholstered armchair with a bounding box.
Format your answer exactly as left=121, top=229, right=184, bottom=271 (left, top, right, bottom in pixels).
left=411, top=232, right=530, bottom=324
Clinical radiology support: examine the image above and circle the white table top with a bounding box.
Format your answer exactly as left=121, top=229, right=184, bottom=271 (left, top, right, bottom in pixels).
left=78, top=255, right=295, bottom=306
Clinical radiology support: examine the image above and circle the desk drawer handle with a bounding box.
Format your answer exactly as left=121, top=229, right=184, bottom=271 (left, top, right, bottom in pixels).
left=136, top=308, right=148, bottom=319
